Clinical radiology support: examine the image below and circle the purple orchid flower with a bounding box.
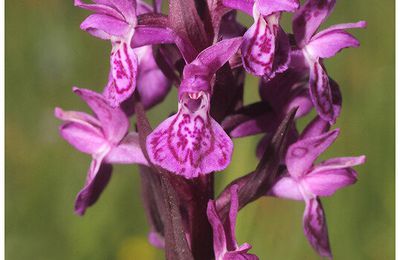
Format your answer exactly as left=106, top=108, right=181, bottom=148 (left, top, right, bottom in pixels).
left=222, top=0, right=299, bottom=78
left=207, top=185, right=258, bottom=260
left=55, top=87, right=148, bottom=215
left=75, top=0, right=141, bottom=107
left=146, top=38, right=242, bottom=179
left=222, top=68, right=313, bottom=158
left=268, top=117, right=366, bottom=258
left=291, top=0, right=366, bottom=124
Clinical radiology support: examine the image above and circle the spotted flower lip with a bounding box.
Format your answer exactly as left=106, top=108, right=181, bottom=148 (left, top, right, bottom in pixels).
left=291, top=0, right=366, bottom=124
left=223, top=0, right=299, bottom=78
left=55, top=87, right=148, bottom=215
left=207, top=185, right=259, bottom=260
left=268, top=116, right=366, bottom=258
left=76, top=0, right=140, bottom=107
left=146, top=38, right=242, bottom=179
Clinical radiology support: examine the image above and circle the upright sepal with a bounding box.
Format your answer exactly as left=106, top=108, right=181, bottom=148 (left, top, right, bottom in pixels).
left=285, top=129, right=339, bottom=178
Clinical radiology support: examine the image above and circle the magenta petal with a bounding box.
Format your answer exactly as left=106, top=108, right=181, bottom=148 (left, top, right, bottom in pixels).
left=59, top=123, right=105, bottom=155
left=146, top=93, right=233, bottom=178
left=256, top=0, right=299, bottom=16
left=292, top=0, right=336, bottom=47
left=312, top=21, right=367, bottom=40
left=75, top=160, right=113, bottom=215
left=285, top=129, right=339, bottom=178
left=300, top=116, right=330, bottom=140
left=105, top=132, right=149, bottom=165
left=225, top=185, right=240, bottom=251
left=242, top=15, right=276, bottom=77
left=312, top=155, right=366, bottom=174
left=222, top=0, right=255, bottom=16
left=259, top=69, right=312, bottom=118
left=269, top=26, right=291, bottom=79
left=183, top=37, right=243, bottom=79
left=307, top=30, right=360, bottom=59
left=304, top=168, right=357, bottom=197
left=224, top=245, right=259, bottom=260
left=132, top=26, right=198, bottom=63
left=135, top=46, right=172, bottom=109
left=230, top=112, right=276, bottom=138
left=75, top=0, right=125, bottom=20
left=80, top=14, right=130, bottom=40
left=308, top=60, right=336, bottom=124
left=268, top=175, right=303, bottom=200
left=207, top=200, right=227, bottom=259
left=148, top=231, right=165, bottom=249
left=104, top=42, right=138, bottom=107
left=73, top=87, right=129, bottom=143
left=54, top=107, right=101, bottom=129
left=93, top=0, right=137, bottom=23
left=303, top=198, right=332, bottom=258
left=207, top=185, right=258, bottom=259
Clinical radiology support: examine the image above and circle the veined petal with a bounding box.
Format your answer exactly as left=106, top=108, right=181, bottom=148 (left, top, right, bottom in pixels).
left=105, top=132, right=149, bottom=165
left=303, top=198, right=332, bottom=258
left=80, top=14, right=130, bottom=40
left=307, top=31, right=360, bottom=59
left=312, top=155, right=366, bottom=174
left=94, top=0, right=137, bottom=24
left=146, top=92, right=233, bottom=178
left=75, top=155, right=113, bottom=215
left=242, top=14, right=277, bottom=77
left=55, top=107, right=101, bottom=130
left=75, top=0, right=125, bottom=20
left=256, top=0, right=299, bottom=17
left=308, top=60, right=336, bottom=124
left=312, top=21, right=367, bottom=40
left=59, top=122, right=106, bottom=155
left=73, top=87, right=129, bottom=143
left=104, top=42, right=138, bottom=107
left=268, top=175, right=303, bottom=200
left=285, top=129, right=339, bottom=178
left=293, top=0, right=336, bottom=47
left=304, top=168, right=357, bottom=197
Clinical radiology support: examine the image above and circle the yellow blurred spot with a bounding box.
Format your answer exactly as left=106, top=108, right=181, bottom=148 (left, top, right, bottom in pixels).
left=117, top=236, right=158, bottom=260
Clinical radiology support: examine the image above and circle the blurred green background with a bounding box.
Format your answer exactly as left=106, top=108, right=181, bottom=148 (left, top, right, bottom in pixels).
left=5, top=0, right=394, bottom=259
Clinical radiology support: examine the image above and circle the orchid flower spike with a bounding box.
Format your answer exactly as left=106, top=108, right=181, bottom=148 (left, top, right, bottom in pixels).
left=75, top=0, right=140, bottom=107
left=55, top=87, right=148, bottom=215
left=207, top=185, right=259, bottom=260
left=292, top=0, right=366, bottom=124
left=268, top=117, right=366, bottom=258
left=223, top=0, right=299, bottom=78
left=146, top=38, right=243, bottom=179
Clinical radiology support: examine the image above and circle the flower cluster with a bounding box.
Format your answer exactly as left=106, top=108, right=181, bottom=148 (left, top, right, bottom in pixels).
left=56, top=0, right=366, bottom=258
